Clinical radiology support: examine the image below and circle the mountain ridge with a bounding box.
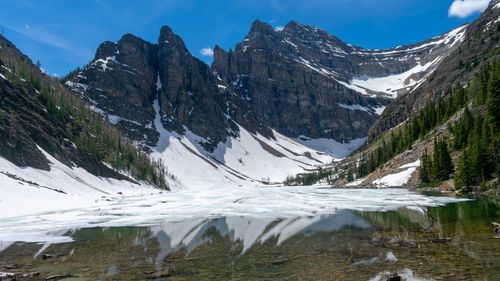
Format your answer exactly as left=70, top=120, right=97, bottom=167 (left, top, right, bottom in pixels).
left=61, top=16, right=477, bottom=187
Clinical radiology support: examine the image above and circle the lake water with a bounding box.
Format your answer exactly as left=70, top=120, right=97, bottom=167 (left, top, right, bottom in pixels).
left=0, top=188, right=499, bottom=280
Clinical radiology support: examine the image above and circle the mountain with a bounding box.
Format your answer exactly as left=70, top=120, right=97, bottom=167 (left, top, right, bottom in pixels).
left=64, top=16, right=470, bottom=187
left=369, top=0, right=500, bottom=140
left=0, top=33, right=167, bottom=198
left=212, top=20, right=465, bottom=141
left=290, top=1, right=500, bottom=191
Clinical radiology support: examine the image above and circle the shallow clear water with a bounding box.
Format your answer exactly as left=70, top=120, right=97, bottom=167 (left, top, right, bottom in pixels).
left=1, top=190, right=499, bottom=280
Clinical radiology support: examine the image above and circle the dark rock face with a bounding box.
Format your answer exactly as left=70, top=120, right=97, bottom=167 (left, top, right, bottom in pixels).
left=157, top=26, right=237, bottom=148
left=212, top=20, right=383, bottom=141
left=368, top=1, right=500, bottom=140
left=66, top=34, right=160, bottom=148
left=0, top=78, right=51, bottom=170
left=211, top=20, right=464, bottom=141
left=66, top=18, right=469, bottom=151
left=66, top=26, right=271, bottom=152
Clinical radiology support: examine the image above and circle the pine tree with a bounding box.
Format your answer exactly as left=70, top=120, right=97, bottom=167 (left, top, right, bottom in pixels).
left=486, top=63, right=500, bottom=128
left=437, top=139, right=453, bottom=181
left=420, top=150, right=432, bottom=184
left=455, top=149, right=472, bottom=192
left=347, top=169, right=354, bottom=182
left=431, top=138, right=440, bottom=181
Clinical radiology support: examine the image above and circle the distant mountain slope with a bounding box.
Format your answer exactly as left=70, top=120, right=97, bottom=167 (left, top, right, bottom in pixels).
left=0, top=34, right=167, bottom=189
left=290, top=1, right=500, bottom=190
left=369, top=0, right=500, bottom=140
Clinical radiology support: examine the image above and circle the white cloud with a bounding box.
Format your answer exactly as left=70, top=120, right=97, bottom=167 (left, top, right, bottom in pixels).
left=274, top=26, right=284, bottom=31
left=448, top=0, right=491, bottom=18
left=200, top=47, right=214, bottom=57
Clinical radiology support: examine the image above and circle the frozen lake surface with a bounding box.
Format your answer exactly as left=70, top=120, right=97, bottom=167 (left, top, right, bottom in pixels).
left=0, top=186, right=466, bottom=249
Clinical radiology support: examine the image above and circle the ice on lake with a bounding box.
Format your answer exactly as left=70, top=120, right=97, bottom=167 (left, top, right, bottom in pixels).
left=0, top=186, right=468, bottom=251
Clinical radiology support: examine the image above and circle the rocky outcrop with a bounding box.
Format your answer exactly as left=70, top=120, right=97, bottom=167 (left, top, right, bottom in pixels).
left=65, top=34, right=160, bottom=148
left=156, top=26, right=238, bottom=148
left=212, top=20, right=465, bottom=141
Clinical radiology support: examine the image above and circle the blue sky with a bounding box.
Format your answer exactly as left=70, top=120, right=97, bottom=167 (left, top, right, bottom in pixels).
left=0, top=0, right=490, bottom=76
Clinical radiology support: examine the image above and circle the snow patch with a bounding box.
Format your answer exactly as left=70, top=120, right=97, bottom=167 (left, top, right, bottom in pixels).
left=293, top=136, right=366, bottom=159
left=351, top=56, right=442, bottom=98
left=399, top=159, right=421, bottom=169
left=336, top=80, right=372, bottom=96
left=369, top=268, right=434, bottom=281
left=337, top=103, right=370, bottom=112
left=346, top=178, right=365, bottom=187
left=107, top=114, right=142, bottom=126
left=337, top=103, right=385, bottom=115
left=92, top=56, right=116, bottom=72
left=373, top=166, right=418, bottom=187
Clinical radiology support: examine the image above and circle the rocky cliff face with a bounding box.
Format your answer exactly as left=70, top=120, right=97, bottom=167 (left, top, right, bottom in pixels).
left=212, top=20, right=466, bottom=141
left=67, top=19, right=466, bottom=151
left=66, top=34, right=159, bottom=147
left=67, top=27, right=272, bottom=152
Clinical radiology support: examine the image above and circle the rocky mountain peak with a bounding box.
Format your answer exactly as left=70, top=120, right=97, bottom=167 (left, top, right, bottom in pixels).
left=158, top=25, right=189, bottom=52
left=213, top=44, right=227, bottom=60
left=283, top=20, right=300, bottom=30
left=249, top=19, right=275, bottom=35
left=94, top=41, right=118, bottom=60
left=283, top=20, right=317, bottom=36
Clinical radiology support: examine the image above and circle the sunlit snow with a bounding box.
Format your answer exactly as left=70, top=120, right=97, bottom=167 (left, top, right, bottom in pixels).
left=350, top=57, right=442, bottom=98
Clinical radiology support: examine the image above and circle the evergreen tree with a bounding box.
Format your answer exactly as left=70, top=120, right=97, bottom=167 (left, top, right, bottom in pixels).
left=431, top=138, right=440, bottom=180
left=455, top=149, right=472, bottom=192
left=436, top=139, right=453, bottom=181
left=420, top=150, right=432, bottom=184
left=486, top=63, right=500, bottom=128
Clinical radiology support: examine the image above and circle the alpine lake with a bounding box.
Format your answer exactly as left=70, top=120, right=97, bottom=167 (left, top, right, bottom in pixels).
left=1, top=192, right=499, bottom=281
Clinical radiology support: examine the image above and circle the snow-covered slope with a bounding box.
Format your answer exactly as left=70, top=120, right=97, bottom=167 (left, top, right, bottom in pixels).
left=346, top=25, right=467, bottom=98
left=150, top=125, right=362, bottom=188
left=0, top=146, right=160, bottom=218
left=149, top=111, right=358, bottom=188
left=143, top=74, right=362, bottom=189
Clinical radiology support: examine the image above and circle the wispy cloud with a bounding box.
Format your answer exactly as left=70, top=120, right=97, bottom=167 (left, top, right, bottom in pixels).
left=449, top=0, right=490, bottom=18
left=200, top=47, right=214, bottom=57
left=0, top=22, right=92, bottom=59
